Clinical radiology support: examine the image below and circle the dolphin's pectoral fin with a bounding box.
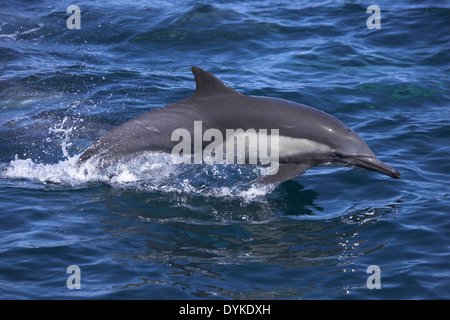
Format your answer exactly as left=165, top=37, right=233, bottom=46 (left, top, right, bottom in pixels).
left=256, top=163, right=312, bottom=184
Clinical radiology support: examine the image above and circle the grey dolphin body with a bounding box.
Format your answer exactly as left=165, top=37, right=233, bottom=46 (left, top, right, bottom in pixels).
left=78, top=67, right=401, bottom=183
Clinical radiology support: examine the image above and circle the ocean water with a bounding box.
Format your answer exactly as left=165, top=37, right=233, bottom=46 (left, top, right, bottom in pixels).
left=0, top=0, right=449, bottom=300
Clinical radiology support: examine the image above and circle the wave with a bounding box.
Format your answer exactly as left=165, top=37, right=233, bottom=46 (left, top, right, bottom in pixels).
left=0, top=23, right=45, bottom=41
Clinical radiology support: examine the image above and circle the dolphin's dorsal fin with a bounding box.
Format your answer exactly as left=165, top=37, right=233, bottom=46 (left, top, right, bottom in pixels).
left=191, top=66, right=241, bottom=97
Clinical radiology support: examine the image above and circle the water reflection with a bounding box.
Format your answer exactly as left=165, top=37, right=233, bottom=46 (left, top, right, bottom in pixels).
left=84, top=183, right=402, bottom=298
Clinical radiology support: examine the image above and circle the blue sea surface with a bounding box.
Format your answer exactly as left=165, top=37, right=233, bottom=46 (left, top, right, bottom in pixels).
left=0, top=0, right=449, bottom=299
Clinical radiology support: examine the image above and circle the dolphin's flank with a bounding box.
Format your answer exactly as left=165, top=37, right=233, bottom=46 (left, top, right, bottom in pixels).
left=78, top=66, right=401, bottom=183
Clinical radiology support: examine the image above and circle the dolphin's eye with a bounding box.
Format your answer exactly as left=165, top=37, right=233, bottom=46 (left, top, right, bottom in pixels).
left=347, top=128, right=352, bottom=132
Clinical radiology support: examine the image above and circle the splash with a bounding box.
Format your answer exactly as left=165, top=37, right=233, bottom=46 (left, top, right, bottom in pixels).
left=48, top=116, right=76, bottom=160
left=2, top=115, right=276, bottom=201
left=4, top=152, right=276, bottom=201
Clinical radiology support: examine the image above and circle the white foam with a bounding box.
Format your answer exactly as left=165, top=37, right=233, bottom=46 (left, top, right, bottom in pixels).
left=3, top=151, right=275, bottom=202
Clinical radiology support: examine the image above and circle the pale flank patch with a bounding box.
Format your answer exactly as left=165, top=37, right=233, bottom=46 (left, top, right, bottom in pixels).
left=277, top=136, right=331, bottom=157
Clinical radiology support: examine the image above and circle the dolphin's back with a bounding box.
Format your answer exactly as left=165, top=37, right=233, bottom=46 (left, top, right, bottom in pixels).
left=78, top=101, right=208, bottom=165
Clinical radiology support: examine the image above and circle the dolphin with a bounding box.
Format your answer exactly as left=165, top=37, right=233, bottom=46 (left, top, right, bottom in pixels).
left=78, top=66, right=401, bottom=183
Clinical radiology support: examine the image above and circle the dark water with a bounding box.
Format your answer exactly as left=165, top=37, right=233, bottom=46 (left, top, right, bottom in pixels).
left=1, top=0, right=449, bottom=299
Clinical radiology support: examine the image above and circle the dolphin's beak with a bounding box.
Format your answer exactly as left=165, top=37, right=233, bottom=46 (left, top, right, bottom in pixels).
left=352, top=156, right=401, bottom=179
